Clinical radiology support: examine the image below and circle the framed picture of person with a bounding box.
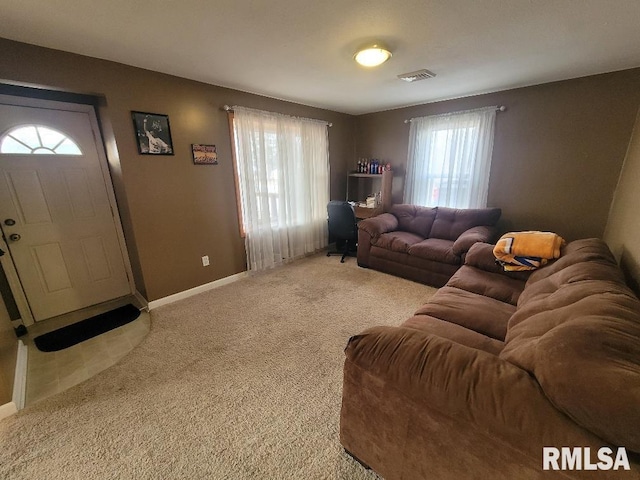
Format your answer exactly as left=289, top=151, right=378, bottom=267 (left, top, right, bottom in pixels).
left=131, top=111, right=174, bottom=155
left=191, top=144, right=218, bottom=165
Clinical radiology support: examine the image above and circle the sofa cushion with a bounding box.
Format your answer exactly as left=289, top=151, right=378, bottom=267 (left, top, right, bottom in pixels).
left=501, top=280, right=640, bottom=452
left=517, top=257, right=627, bottom=310
left=408, top=238, right=460, bottom=265
left=447, top=265, right=526, bottom=306
left=430, top=207, right=501, bottom=241
left=501, top=239, right=640, bottom=451
left=414, top=286, right=514, bottom=341
left=516, top=239, right=625, bottom=310
left=389, top=204, right=437, bottom=238
left=372, top=231, right=424, bottom=253
left=525, top=238, right=616, bottom=286
left=402, top=314, right=504, bottom=355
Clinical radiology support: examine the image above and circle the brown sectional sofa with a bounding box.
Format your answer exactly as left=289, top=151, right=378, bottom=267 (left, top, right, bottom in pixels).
left=340, top=238, right=640, bottom=479
left=357, top=204, right=501, bottom=287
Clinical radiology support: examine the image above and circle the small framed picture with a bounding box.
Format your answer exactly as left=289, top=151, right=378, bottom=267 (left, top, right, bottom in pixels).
left=191, top=144, right=218, bottom=165
left=131, top=111, right=174, bottom=155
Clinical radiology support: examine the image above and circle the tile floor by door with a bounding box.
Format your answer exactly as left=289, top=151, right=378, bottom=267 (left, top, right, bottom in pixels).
left=23, top=297, right=150, bottom=406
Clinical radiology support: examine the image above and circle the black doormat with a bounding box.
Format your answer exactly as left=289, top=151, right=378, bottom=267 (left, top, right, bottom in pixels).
left=34, top=304, right=141, bottom=352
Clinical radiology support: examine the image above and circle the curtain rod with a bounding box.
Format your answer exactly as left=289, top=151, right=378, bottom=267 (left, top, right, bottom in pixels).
left=404, top=105, right=506, bottom=124
left=223, top=105, right=333, bottom=127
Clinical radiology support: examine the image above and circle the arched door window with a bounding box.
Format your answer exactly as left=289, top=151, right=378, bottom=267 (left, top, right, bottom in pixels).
left=0, top=125, right=82, bottom=155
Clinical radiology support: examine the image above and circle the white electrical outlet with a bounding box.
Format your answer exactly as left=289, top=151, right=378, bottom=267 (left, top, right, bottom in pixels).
left=201, top=255, right=210, bottom=266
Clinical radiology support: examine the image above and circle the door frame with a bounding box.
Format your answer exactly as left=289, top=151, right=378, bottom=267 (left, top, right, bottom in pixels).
left=0, top=94, right=136, bottom=326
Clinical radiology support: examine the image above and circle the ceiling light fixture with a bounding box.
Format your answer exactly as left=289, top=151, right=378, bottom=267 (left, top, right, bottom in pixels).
left=354, top=44, right=392, bottom=67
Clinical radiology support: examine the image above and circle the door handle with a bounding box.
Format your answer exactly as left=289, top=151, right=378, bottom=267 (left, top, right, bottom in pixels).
left=8, top=233, right=20, bottom=242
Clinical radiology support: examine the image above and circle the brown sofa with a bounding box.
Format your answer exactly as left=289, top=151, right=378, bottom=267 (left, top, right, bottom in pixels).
left=357, top=204, right=501, bottom=287
left=340, top=238, right=640, bottom=479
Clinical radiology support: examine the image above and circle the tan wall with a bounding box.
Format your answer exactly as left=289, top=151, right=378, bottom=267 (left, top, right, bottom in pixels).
left=0, top=38, right=356, bottom=301
left=355, top=69, right=640, bottom=241
left=604, top=107, right=640, bottom=294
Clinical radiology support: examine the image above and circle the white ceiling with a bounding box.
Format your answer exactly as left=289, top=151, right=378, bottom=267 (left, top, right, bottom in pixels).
left=2, top=0, right=640, bottom=115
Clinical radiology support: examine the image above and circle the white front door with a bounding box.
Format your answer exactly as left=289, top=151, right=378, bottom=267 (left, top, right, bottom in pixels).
left=0, top=99, right=132, bottom=321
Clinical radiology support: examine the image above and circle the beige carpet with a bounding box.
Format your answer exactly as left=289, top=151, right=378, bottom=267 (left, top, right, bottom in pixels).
left=0, top=254, right=436, bottom=479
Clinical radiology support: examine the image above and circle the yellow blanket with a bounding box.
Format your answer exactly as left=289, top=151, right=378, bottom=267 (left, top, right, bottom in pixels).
left=493, top=231, right=565, bottom=271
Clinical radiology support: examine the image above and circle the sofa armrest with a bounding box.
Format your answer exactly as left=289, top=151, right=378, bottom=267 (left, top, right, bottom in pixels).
left=464, top=242, right=504, bottom=272
left=357, top=213, right=398, bottom=238
left=343, top=326, right=604, bottom=452
left=357, top=214, right=399, bottom=267
left=451, top=225, right=496, bottom=255
left=464, top=242, right=532, bottom=280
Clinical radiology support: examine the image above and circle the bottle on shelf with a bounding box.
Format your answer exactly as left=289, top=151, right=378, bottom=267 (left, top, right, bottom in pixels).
left=354, top=158, right=393, bottom=175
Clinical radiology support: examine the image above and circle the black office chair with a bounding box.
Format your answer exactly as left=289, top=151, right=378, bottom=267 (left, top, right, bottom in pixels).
left=326, top=200, right=358, bottom=263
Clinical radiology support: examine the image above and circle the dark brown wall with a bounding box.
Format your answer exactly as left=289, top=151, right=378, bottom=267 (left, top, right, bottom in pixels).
left=0, top=305, right=16, bottom=405
left=355, top=69, right=640, bottom=241
left=2, top=37, right=638, bottom=303
left=0, top=38, right=355, bottom=301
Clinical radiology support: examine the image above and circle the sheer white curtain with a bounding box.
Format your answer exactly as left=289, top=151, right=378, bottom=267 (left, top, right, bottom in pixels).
left=405, top=107, right=497, bottom=208
left=233, top=106, right=329, bottom=271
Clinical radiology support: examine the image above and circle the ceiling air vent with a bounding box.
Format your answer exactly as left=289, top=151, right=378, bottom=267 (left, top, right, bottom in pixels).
left=397, top=69, right=436, bottom=83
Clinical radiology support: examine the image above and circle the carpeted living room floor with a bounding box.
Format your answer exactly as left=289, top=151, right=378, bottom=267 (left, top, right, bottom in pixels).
left=0, top=253, right=436, bottom=479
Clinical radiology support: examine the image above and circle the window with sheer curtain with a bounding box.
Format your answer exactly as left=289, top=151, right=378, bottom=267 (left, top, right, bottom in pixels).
left=404, top=107, right=497, bottom=208
left=232, top=106, right=329, bottom=271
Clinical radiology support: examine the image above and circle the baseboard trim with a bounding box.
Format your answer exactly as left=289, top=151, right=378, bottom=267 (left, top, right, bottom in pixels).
left=0, top=402, right=17, bottom=421
left=0, top=339, right=28, bottom=420
left=12, top=340, right=28, bottom=410
left=147, top=272, right=248, bottom=310
left=133, top=290, right=149, bottom=311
